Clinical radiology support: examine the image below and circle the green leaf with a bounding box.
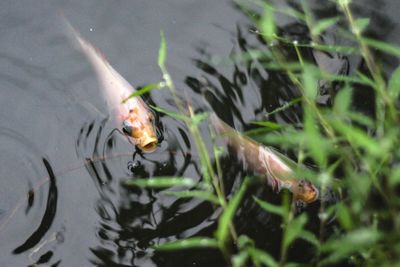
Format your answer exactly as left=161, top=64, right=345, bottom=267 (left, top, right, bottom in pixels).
left=154, top=237, right=218, bottom=251
left=320, top=228, right=380, bottom=265
left=302, top=64, right=318, bottom=100
left=336, top=203, right=354, bottom=230
left=299, top=43, right=359, bottom=54
left=354, top=18, right=370, bottom=33
left=312, top=17, right=341, bottom=36
left=389, top=166, right=400, bottom=186
left=150, top=105, right=189, bottom=121
left=347, top=111, right=375, bottom=128
left=125, top=177, right=195, bottom=188
left=158, top=31, right=167, bottom=70
left=362, top=37, right=400, bottom=57
left=216, top=177, right=251, bottom=248
left=249, top=120, right=282, bottom=130
left=162, top=190, right=220, bottom=205
left=299, top=230, right=320, bottom=248
left=285, top=263, right=307, bottom=267
left=356, top=71, right=377, bottom=88
left=121, top=83, right=161, bottom=103
left=248, top=247, right=278, bottom=267
left=283, top=214, right=307, bottom=250
left=259, top=130, right=305, bottom=148
left=330, top=120, right=381, bottom=157
left=321, top=73, right=373, bottom=86
left=260, top=5, right=276, bottom=41
left=244, top=127, right=282, bottom=137
left=236, top=235, right=254, bottom=248
left=191, top=112, right=209, bottom=127
left=253, top=196, right=285, bottom=217
left=388, top=65, right=400, bottom=98
left=338, top=0, right=351, bottom=7
left=265, top=98, right=302, bottom=116
left=334, top=86, right=352, bottom=114
left=263, top=62, right=303, bottom=71
left=304, top=108, right=326, bottom=166
left=232, top=251, right=249, bottom=267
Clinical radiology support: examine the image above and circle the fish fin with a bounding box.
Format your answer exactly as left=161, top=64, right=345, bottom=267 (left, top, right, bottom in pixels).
left=62, top=16, right=107, bottom=61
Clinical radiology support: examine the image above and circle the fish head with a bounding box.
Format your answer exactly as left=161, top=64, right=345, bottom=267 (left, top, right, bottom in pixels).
left=122, top=108, right=158, bottom=153
left=292, top=179, right=319, bottom=204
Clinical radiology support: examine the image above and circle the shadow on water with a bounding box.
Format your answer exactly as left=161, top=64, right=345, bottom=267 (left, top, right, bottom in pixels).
left=75, top=103, right=229, bottom=265
left=0, top=127, right=62, bottom=266
left=13, top=158, right=58, bottom=255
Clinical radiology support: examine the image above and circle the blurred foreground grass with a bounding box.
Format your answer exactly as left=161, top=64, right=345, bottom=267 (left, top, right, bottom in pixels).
left=125, top=0, right=400, bottom=266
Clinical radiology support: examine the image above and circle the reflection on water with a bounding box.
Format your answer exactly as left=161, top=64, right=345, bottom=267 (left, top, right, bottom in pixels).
left=0, top=0, right=397, bottom=266
left=13, top=158, right=58, bottom=255
left=0, top=128, right=61, bottom=265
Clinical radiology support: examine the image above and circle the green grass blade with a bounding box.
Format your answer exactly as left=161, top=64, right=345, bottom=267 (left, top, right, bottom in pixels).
left=354, top=18, right=370, bottom=33
left=158, top=31, right=167, bottom=70
left=162, top=190, right=221, bottom=205
left=334, top=86, right=352, bottom=114
left=302, top=64, right=318, bottom=100
left=283, top=214, right=308, bottom=250
left=249, top=121, right=283, bottom=130
left=191, top=112, right=209, bottom=127
left=347, top=111, right=375, bottom=128
left=248, top=247, right=278, bottom=267
left=362, top=37, right=400, bottom=57
left=232, top=251, right=249, bottom=267
left=216, top=177, right=251, bottom=248
left=125, top=177, right=195, bottom=188
left=155, top=237, right=219, bottom=251
left=304, top=108, right=327, bottom=166
left=150, top=105, right=189, bottom=121
left=388, top=65, right=400, bottom=98
left=299, top=230, right=320, bottom=248
left=320, top=228, right=380, bottom=265
left=253, top=196, right=285, bottom=217
left=260, top=5, right=276, bottom=41
left=289, top=42, right=359, bottom=54
left=336, top=203, right=354, bottom=230
left=265, top=98, right=302, bottom=117
left=330, top=120, right=381, bottom=157
left=311, top=16, right=341, bottom=36
left=121, top=83, right=161, bottom=103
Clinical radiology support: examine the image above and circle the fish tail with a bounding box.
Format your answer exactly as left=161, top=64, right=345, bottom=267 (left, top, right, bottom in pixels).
left=61, top=15, right=109, bottom=66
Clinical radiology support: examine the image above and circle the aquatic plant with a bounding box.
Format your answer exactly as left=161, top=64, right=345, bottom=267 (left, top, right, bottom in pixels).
left=125, top=0, right=400, bottom=266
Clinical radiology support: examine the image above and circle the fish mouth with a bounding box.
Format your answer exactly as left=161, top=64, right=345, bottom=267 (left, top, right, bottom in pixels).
left=294, top=180, right=320, bottom=204
left=137, top=135, right=158, bottom=153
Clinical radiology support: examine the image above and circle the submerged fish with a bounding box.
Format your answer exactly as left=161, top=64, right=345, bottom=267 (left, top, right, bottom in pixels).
left=210, top=114, right=319, bottom=204
left=65, top=21, right=158, bottom=152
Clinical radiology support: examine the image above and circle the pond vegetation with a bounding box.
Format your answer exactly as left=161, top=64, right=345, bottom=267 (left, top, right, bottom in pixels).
left=124, top=0, right=400, bottom=266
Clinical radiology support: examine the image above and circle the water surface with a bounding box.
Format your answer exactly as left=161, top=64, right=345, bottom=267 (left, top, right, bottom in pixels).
left=0, top=0, right=399, bottom=266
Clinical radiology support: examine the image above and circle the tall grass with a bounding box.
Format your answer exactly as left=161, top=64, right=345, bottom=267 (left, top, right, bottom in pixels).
left=125, top=1, right=400, bottom=266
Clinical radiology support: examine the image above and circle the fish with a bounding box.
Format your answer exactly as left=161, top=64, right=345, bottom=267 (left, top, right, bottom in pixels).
left=65, top=20, right=158, bottom=152
left=210, top=113, right=319, bottom=205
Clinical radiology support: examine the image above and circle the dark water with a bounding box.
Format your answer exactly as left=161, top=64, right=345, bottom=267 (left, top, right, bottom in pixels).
left=0, top=0, right=399, bottom=266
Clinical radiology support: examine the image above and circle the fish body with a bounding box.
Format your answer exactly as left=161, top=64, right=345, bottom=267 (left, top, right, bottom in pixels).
left=210, top=113, right=319, bottom=204
left=65, top=21, right=158, bottom=152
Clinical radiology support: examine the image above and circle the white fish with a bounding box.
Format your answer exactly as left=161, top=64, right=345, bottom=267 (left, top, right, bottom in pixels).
left=65, top=20, right=158, bottom=152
